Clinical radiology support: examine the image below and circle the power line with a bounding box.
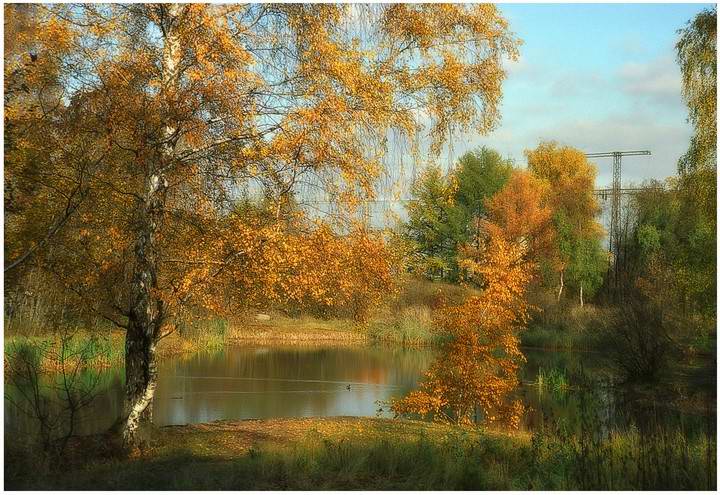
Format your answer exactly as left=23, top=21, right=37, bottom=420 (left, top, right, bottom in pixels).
left=585, top=150, right=651, bottom=295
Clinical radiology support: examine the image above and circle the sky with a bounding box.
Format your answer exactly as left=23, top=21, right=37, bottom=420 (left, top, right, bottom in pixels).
left=443, top=2, right=713, bottom=188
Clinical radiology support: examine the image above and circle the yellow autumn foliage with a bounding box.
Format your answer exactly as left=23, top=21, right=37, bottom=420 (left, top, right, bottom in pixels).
left=391, top=227, right=534, bottom=428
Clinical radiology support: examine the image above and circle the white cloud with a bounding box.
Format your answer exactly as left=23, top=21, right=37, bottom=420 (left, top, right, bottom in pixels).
left=618, top=55, right=684, bottom=107
left=384, top=47, right=693, bottom=198
left=549, top=71, right=609, bottom=99
left=519, top=113, right=692, bottom=185
left=611, top=35, right=648, bottom=57
left=505, top=55, right=535, bottom=77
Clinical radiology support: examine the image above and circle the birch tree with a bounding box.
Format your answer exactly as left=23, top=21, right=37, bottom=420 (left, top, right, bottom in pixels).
left=4, top=4, right=520, bottom=446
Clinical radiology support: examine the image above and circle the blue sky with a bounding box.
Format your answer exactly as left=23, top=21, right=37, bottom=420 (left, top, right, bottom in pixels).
left=445, top=3, right=713, bottom=188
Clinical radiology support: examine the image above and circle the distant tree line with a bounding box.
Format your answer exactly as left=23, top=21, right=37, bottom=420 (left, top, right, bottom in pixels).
left=400, top=142, right=606, bottom=307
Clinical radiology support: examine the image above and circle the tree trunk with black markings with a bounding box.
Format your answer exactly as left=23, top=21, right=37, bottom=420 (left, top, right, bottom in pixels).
left=122, top=4, right=180, bottom=447
left=122, top=173, right=167, bottom=446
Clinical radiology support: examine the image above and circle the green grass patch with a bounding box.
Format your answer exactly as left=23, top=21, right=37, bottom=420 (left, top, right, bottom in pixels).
left=536, top=367, right=569, bottom=395
left=5, top=417, right=714, bottom=490
left=176, top=317, right=229, bottom=351
left=522, top=325, right=603, bottom=351
left=4, top=332, right=125, bottom=372
left=367, top=305, right=442, bottom=346
left=523, top=303, right=614, bottom=351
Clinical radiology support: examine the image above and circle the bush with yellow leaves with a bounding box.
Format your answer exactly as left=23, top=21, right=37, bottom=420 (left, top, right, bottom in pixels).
left=391, top=224, right=534, bottom=427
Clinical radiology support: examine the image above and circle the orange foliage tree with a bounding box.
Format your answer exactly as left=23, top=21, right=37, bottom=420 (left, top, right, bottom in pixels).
left=484, top=169, right=556, bottom=264
left=4, top=4, right=520, bottom=444
left=525, top=143, right=598, bottom=227
left=173, top=213, right=399, bottom=323
left=391, top=224, right=534, bottom=427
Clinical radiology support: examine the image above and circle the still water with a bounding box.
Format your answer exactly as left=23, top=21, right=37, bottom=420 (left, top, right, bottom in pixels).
left=6, top=345, right=435, bottom=436
left=4, top=343, right=712, bottom=437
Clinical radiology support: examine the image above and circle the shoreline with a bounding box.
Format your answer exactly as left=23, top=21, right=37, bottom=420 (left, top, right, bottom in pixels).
left=7, top=415, right=713, bottom=490
left=4, top=318, right=435, bottom=374
left=5, top=320, right=713, bottom=375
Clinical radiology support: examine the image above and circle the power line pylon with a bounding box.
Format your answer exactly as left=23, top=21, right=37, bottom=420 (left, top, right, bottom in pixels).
left=585, top=150, right=651, bottom=295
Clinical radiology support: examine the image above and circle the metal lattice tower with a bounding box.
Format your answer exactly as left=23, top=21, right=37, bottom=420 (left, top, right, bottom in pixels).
left=585, top=150, right=651, bottom=290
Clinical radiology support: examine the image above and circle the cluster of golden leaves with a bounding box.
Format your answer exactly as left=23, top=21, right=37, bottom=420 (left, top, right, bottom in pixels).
left=526, top=142, right=602, bottom=239
left=391, top=229, right=534, bottom=428
left=484, top=170, right=556, bottom=263
left=160, top=212, right=398, bottom=324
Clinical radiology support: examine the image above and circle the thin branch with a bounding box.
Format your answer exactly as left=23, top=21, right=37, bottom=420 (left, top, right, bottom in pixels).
left=4, top=185, right=89, bottom=273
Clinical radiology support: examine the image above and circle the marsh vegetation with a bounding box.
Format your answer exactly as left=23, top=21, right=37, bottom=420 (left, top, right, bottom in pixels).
left=4, top=3, right=716, bottom=491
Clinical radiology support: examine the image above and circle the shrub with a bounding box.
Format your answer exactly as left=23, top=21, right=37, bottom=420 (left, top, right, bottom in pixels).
left=600, top=299, right=673, bottom=384
left=5, top=328, right=110, bottom=462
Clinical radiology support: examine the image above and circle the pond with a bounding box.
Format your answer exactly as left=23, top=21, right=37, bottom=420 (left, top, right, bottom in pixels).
left=4, top=343, right=714, bottom=438
left=5, top=345, right=434, bottom=437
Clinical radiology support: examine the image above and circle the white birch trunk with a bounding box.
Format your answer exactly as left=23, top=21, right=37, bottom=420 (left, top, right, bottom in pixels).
left=557, top=269, right=564, bottom=302
left=122, top=5, right=181, bottom=447
left=579, top=283, right=584, bottom=307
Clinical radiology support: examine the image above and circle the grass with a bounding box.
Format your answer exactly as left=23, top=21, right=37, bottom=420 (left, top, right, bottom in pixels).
left=3, top=313, right=368, bottom=378
left=2, top=275, right=475, bottom=358
left=536, top=367, right=569, bottom=395
left=0, top=279, right=627, bottom=382
left=4, top=331, right=126, bottom=373
left=3, top=326, right=236, bottom=374
left=161, top=275, right=477, bottom=349
left=363, top=275, right=476, bottom=346
left=531, top=419, right=716, bottom=490
left=367, top=305, right=442, bottom=346
left=522, top=299, right=615, bottom=351
left=394, top=275, right=475, bottom=309
left=5, top=280, right=714, bottom=490
left=4, top=318, right=238, bottom=375
left=522, top=326, right=602, bottom=351
left=226, top=314, right=366, bottom=345
left=5, top=417, right=715, bottom=490
left=172, top=317, right=229, bottom=352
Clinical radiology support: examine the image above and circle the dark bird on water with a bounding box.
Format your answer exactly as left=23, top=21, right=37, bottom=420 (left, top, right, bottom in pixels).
left=346, top=385, right=351, bottom=391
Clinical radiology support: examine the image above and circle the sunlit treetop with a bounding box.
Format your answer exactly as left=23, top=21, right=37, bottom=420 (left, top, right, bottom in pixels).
left=525, top=142, right=600, bottom=236
left=7, top=3, right=520, bottom=208
left=676, top=7, right=716, bottom=173
left=484, top=169, right=556, bottom=263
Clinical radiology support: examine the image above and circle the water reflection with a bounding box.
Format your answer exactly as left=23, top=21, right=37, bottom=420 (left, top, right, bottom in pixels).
left=6, top=344, right=436, bottom=436
left=156, top=345, right=436, bottom=425
left=5, top=344, right=713, bottom=439
left=519, top=348, right=713, bottom=436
